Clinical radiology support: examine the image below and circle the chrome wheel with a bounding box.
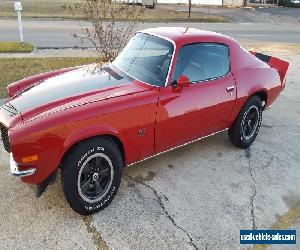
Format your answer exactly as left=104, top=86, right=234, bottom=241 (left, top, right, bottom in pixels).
left=241, top=105, right=260, bottom=141
left=77, top=153, right=113, bottom=203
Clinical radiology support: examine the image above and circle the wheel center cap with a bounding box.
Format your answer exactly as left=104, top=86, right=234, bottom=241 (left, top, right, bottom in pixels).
left=92, top=173, right=99, bottom=181
left=248, top=120, right=251, bottom=126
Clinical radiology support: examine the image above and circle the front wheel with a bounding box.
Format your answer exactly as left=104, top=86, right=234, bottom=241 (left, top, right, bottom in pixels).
left=228, top=95, right=262, bottom=148
left=61, top=137, right=123, bottom=215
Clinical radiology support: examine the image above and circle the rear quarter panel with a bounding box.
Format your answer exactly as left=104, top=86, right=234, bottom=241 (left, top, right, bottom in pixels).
left=228, top=47, right=282, bottom=126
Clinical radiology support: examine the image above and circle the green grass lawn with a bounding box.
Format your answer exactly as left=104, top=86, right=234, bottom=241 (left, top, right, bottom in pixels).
left=0, top=41, right=35, bottom=53
left=0, top=0, right=78, bottom=18
left=0, top=0, right=227, bottom=22
left=0, top=57, right=97, bottom=97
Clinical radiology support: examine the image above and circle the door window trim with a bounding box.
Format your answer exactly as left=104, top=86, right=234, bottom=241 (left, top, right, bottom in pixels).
left=171, top=42, right=231, bottom=85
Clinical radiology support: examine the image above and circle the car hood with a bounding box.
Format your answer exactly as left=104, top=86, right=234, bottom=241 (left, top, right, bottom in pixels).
left=0, top=64, right=152, bottom=128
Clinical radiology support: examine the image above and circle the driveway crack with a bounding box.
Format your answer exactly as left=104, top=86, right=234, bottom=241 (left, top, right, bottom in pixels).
left=125, top=173, right=198, bottom=250
left=82, top=216, right=108, bottom=250
left=245, top=147, right=257, bottom=230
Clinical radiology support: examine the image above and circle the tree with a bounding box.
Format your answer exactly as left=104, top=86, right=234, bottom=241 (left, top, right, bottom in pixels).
left=71, top=0, right=144, bottom=61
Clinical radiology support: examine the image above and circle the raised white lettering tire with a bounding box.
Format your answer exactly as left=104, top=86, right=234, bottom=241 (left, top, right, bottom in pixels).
left=61, top=136, right=123, bottom=215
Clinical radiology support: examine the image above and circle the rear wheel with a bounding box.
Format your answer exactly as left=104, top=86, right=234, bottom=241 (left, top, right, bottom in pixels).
left=228, top=95, right=262, bottom=148
left=61, top=137, right=123, bottom=215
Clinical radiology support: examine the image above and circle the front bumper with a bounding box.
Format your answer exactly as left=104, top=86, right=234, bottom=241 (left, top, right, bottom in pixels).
left=10, top=153, right=36, bottom=177
left=10, top=153, right=57, bottom=197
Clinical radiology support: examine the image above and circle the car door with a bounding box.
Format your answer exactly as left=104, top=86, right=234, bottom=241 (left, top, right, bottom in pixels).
left=155, top=42, right=236, bottom=153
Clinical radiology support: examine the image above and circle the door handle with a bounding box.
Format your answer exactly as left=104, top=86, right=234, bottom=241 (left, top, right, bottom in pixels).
left=226, top=86, right=235, bottom=92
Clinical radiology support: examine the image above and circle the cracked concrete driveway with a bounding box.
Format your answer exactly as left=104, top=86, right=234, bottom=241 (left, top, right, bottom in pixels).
left=0, top=46, right=300, bottom=249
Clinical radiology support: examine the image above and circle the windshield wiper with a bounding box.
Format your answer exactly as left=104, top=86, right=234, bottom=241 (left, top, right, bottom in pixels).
left=103, top=66, right=123, bottom=80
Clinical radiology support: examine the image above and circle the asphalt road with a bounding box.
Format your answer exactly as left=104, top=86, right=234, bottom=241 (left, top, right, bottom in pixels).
left=0, top=19, right=300, bottom=48
left=170, top=5, right=300, bottom=23
left=0, top=46, right=300, bottom=249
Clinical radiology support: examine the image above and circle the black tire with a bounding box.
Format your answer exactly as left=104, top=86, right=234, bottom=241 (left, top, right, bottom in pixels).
left=61, top=136, right=123, bottom=215
left=228, top=95, right=262, bottom=148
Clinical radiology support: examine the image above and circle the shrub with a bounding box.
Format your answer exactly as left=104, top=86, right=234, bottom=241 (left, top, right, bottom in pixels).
left=71, top=0, right=144, bottom=61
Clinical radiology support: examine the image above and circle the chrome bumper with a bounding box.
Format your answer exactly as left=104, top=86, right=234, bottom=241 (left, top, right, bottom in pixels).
left=265, top=105, right=272, bottom=110
left=10, top=153, right=36, bottom=177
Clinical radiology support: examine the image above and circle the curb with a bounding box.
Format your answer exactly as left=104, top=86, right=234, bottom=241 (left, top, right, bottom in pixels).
left=30, top=46, right=38, bottom=55
left=0, top=47, right=99, bottom=58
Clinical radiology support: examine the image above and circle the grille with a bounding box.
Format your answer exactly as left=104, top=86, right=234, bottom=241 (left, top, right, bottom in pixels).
left=0, top=123, right=11, bottom=152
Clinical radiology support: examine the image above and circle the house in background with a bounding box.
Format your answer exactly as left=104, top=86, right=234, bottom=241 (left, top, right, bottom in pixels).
left=119, top=0, right=279, bottom=9
left=157, top=0, right=223, bottom=5
left=157, top=0, right=279, bottom=6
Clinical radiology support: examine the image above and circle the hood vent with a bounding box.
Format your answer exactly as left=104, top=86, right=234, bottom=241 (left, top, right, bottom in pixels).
left=0, top=103, right=18, bottom=117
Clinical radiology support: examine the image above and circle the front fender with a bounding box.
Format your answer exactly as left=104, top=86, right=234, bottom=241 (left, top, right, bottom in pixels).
left=12, top=121, right=136, bottom=185
left=60, top=123, right=136, bottom=165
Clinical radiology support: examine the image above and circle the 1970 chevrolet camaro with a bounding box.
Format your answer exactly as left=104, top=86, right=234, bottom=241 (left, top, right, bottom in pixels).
left=0, top=27, right=289, bottom=214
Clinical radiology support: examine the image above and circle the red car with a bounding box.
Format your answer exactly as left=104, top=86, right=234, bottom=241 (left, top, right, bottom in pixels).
left=0, top=27, right=289, bottom=215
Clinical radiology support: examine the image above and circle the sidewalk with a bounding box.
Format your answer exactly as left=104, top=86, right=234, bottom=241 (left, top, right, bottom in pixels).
left=0, top=48, right=98, bottom=58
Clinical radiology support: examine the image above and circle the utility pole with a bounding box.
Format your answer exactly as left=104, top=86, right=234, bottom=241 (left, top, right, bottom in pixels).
left=188, top=0, right=191, bottom=20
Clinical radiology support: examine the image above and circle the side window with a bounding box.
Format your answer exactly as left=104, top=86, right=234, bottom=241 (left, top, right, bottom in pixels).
left=172, top=43, right=230, bottom=83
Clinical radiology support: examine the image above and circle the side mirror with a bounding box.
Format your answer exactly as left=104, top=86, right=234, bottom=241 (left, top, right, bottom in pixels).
left=171, top=75, right=190, bottom=88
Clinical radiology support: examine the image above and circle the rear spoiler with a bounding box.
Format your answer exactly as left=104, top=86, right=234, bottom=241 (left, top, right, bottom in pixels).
left=250, top=51, right=289, bottom=83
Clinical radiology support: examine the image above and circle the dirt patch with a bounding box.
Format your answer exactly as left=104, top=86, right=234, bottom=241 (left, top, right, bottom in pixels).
left=82, top=216, right=108, bottom=250
left=134, top=171, right=156, bottom=182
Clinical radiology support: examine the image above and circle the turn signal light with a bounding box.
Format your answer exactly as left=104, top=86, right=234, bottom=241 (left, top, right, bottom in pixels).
left=22, top=155, right=38, bottom=163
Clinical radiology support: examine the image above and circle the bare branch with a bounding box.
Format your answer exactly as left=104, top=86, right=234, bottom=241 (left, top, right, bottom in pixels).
left=70, top=0, right=144, bottom=62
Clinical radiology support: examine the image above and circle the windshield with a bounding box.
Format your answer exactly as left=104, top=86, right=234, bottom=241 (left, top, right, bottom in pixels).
left=113, top=33, right=174, bottom=87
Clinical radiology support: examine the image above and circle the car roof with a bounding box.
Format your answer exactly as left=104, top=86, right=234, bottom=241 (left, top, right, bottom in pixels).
left=138, top=27, right=265, bottom=74
left=139, top=27, right=236, bottom=47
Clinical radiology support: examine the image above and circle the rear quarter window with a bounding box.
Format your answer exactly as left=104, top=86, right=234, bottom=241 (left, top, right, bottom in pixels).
left=172, top=43, right=230, bottom=83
